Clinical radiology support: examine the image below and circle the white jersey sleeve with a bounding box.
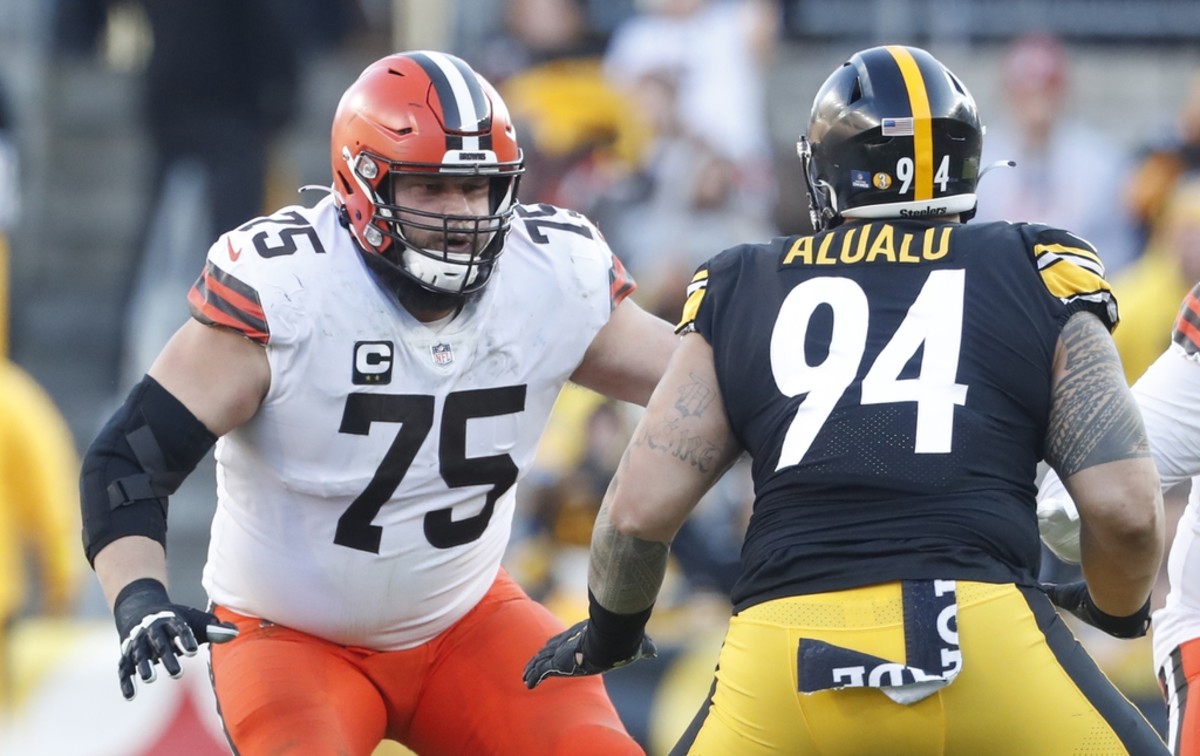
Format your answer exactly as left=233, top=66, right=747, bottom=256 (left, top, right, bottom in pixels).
left=1138, top=342, right=1200, bottom=673
left=195, top=198, right=636, bottom=651
left=188, top=205, right=317, bottom=350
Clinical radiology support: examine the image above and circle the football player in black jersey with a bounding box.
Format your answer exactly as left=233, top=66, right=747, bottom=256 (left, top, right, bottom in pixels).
left=525, top=45, right=1169, bottom=754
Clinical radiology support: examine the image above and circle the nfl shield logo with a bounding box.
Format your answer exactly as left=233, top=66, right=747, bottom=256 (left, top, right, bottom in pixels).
left=431, top=342, right=454, bottom=366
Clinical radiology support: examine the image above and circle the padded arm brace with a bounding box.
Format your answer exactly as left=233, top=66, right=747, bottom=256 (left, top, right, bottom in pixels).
left=80, top=376, right=217, bottom=566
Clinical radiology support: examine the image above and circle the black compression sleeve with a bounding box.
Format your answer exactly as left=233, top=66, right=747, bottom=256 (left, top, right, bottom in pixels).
left=80, top=376, right=217, bottom=565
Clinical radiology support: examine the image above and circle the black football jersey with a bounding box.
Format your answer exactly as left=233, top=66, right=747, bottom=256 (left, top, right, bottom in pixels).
left=678, top=219, right=1116, bottom=611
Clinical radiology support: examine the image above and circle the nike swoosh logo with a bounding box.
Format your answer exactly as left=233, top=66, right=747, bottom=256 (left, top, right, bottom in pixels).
left=227, top=238, right=241, bottom=262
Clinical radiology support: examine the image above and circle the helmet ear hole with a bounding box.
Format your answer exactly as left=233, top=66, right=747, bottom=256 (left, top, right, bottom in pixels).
left=849, top=78, right=863, bottom=104
left=946, top=71, right=969, bottom=96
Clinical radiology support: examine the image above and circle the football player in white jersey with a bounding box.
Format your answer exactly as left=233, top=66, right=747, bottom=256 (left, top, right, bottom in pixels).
left=1040, top=282, right=1200, bottom=755
left=79, top=50, right=676, bottom=754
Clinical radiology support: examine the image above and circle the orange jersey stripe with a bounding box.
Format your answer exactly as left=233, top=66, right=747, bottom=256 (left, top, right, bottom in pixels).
left=204, top=273, right=267, bottom=325
left=1172, top=286, right=1200, bottom=355
left=188, top=287, right=270, bottom=344
left=609, top=253, right=636, bottom=307
left=188, top=261, right=270, bottom=344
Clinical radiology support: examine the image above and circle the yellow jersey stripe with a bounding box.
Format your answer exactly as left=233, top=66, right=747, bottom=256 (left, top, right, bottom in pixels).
left=677, top=289, right=705, bottom=331
left=1033, top=242, right=1104, bottom=276
left=886, top=46, right=933, bottom=201
left=1039, top=258, right=1113, bottom=300
left=679, top=268, right=711, bottom=329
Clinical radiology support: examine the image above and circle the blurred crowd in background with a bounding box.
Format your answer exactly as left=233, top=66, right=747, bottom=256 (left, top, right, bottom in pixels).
left=4, top=0, right=1200, bottom=752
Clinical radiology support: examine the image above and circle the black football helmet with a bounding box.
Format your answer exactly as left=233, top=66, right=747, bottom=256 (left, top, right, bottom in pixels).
left=798, top=45, right=983, bottom=231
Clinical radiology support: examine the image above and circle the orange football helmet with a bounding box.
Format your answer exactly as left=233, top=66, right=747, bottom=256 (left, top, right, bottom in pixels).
left=331, top=51, right=524, bottom=295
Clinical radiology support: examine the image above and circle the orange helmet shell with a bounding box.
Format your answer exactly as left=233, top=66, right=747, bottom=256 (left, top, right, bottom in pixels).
left=330, top=51, right=523, bottom=256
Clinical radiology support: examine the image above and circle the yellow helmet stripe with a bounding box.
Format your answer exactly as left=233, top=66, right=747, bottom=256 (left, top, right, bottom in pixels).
left=885, top=46, right=934, bottom=201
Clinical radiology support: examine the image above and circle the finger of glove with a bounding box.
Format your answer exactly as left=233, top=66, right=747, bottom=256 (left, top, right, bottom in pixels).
left=170, top=622, right=200, bottom=657
left=158, top=640, right=184, bottom=678
left=523, top=643, right=568, bottom=688
left=524, top=639, right=583, bottom=689
left=522, top=646, right=550, bottom=687
left=135, top=649, right=159, bottom=685
left=523, top=659, right=551, bottom=689
left=146, top=622, right=187, bottom=677
left=199, top=621, right=239, bottom=645
left=118, top=656, right=138, bottom=701
left=525, top=659, right=579, bottom=689
left=177, top=605, right=239, bottom=646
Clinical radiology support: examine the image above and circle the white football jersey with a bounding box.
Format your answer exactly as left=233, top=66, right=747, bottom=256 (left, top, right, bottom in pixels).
left=1135, top=343, right=1200, bottom=675
left=189, top=195, right=633, bottom=650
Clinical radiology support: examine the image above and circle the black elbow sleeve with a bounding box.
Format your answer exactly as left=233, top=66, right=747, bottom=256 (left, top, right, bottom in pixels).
left=80, top=375, right=217, bottom=566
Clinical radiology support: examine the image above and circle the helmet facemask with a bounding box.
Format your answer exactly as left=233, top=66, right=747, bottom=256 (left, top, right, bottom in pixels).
left=346, top=149, right=522, bottom=297
left=797, top=135, right=840, bottom=232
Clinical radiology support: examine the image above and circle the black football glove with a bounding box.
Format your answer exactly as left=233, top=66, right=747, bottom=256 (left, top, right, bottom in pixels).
left=113, top=578, right=239, bottom=701
left=523, top=619, right=657, bottom=689
left=1043, top=580, right=1151, bottom=639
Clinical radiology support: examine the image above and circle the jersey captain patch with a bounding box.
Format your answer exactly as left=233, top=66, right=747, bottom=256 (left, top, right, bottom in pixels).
left=188, top=260, right=269, bottom=344
left=1172, top=283, right=1200, bottom=356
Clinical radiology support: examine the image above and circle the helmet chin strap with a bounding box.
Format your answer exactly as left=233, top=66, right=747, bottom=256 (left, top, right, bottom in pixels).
left=798, top=136, right=840, bottom=232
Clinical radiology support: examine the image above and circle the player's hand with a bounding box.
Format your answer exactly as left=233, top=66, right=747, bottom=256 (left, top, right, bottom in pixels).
left=523, top=619, right=656, bottom=689
left=1036, top=493, right=1081, bottom=564
left=1043, top=580, right=1151, bottom=639
left=113, top=578, right=239, bottom=701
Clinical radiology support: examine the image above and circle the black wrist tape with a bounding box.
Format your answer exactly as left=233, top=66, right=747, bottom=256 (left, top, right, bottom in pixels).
left=1085, top=592, right=1151, bottom=638
left=113, top=578, right=170, bottom=639
left=583, top=589, right=653, bottom=667
left=114, top=577, right=169, bottom=610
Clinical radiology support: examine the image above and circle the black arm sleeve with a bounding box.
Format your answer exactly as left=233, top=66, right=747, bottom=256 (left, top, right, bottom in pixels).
left=80, top=375, right=217, bottom=566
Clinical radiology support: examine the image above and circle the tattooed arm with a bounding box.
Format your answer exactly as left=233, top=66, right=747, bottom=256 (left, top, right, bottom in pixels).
left=522, top=333, right=743, bottom=686
left=1046, top=311, right=1164, bottom=617
left=588, top=332, right=744, bottom=616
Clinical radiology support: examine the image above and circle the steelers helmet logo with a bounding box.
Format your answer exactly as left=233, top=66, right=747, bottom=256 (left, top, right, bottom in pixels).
left=873, top=172, right=893, bottom=190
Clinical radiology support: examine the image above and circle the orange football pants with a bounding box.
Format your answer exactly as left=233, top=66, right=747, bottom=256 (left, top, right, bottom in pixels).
left=209, top=569, right=642, bottom=755
left=1162, top=636, right=1200, bottom=756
